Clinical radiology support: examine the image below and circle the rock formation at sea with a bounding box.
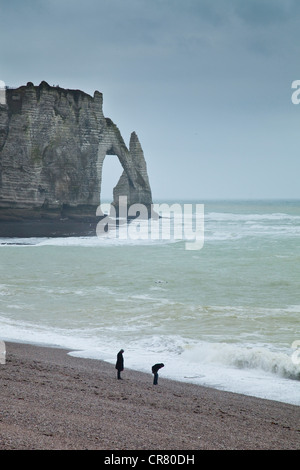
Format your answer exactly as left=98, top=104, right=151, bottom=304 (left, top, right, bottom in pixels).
left=0, top=81, right=152, bottom=236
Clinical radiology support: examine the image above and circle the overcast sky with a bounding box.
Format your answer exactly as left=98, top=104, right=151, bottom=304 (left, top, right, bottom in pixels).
left=1, top=0, right=300, bottom=200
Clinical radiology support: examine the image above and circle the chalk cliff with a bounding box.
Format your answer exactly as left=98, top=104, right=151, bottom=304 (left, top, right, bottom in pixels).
left=0, top=81, right=153, bottom=236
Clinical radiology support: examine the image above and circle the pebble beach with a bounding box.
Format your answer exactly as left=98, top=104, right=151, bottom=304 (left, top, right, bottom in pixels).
left=0, top=341, right=299, bottom=450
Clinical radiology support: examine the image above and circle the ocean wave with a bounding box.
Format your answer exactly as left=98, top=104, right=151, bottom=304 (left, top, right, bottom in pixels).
left=182, top=341, right=300, bottom=381
left=205, top=212, right=300, bottom=222
left=0, top=236, right=179, bottom=248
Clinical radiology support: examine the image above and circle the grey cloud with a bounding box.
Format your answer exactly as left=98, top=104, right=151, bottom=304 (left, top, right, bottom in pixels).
left=232, top=0, right=299, bottom=25
left=1, top=0, right=300, bottom=199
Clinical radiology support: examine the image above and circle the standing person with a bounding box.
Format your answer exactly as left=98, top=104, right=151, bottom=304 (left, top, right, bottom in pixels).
left=115, top=349, right=124, bottom=380
left=152, top=363, right=164, bottom=385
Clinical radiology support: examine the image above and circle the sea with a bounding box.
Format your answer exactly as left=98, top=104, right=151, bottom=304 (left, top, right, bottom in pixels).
left=0, top=199, right=299, bottom=406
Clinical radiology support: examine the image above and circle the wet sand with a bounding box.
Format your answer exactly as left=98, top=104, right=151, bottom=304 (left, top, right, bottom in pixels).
left=0, top=341, right=299, bottom=450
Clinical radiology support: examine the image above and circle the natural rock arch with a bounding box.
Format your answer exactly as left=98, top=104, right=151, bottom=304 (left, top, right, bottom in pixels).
left=0, top=81, right=153, bottom=235
left=97, top=118, right=152, bottom=211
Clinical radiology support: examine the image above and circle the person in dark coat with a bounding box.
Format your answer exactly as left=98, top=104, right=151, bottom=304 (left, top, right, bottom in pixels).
left=152, top=363, right=164, bottom=385
left=115, top=349, right=124, bottom=379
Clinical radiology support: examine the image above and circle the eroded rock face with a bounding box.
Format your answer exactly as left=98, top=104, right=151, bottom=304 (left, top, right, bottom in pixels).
left=0, top=81, right=152, bottom=236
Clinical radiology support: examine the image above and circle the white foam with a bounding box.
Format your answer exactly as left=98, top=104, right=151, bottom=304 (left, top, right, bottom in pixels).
left=122, top=338, right=300, bottom=406
left=1, top=315, right=299, bottom=405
